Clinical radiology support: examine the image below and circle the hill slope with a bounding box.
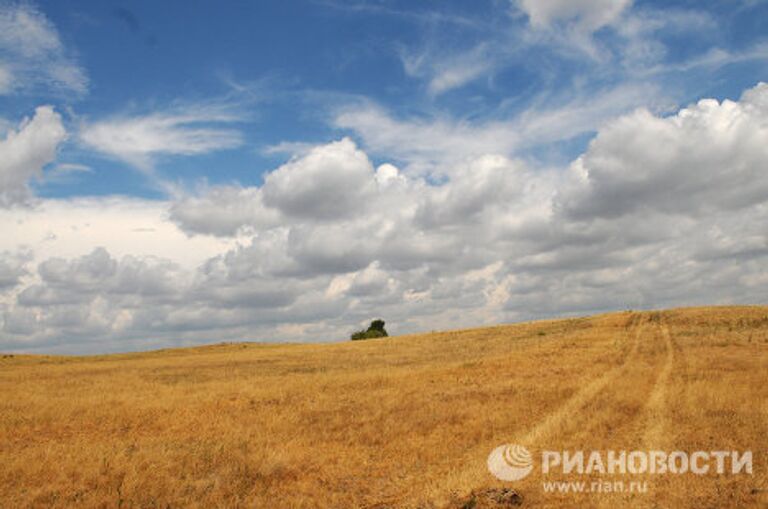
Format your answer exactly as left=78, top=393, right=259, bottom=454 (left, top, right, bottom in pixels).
left=1, top=306, right=766, bottom=507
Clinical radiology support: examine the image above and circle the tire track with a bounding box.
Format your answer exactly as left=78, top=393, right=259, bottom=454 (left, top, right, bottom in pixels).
left=608, top=318, right=678, bottom=509
left=640, top=321, right=675, bottom=449
left=514, top=315, right=646, bottom=446
left=441, top=314, right=649, bottom=504
left=443, top=314, right=652, bottom=508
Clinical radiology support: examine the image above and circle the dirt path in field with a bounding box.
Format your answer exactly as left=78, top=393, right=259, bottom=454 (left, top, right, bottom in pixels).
left=591, top=317, right=681, bottom=509
left=640, top=322, right=676, bottom=449
left=443, top=314, right=664, bottom=508
left=514, top=314, right=646, bottom=447
left=443, top=313, right=699, bottom=509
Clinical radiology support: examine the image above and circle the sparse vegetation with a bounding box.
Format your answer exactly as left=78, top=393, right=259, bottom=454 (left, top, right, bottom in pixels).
left=350, top=318, right=389, bottom=340
left=0, top=306, right=766, bottom=507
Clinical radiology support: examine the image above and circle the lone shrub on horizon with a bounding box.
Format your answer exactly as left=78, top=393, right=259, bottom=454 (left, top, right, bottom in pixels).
left=351, top=319, right=389, bottom=340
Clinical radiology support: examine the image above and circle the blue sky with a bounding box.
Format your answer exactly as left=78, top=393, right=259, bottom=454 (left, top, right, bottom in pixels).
left=10, top=0, right=768, bottom=198
left=1, top=0, right=768, bottom=353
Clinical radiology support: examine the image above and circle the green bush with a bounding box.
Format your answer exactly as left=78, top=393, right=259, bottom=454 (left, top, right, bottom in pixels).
left=350, top=320, right=389, bottom=340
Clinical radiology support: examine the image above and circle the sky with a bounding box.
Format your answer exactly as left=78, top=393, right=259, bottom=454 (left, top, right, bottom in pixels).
left=1, top=0, right=767, bottom=354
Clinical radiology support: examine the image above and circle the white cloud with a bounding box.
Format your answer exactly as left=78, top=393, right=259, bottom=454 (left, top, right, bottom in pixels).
left=79, top=104, right=245, bottom=169
left=0, top=196, right=236, bottom=268
left=170, top=185, right=281, bottom=237
left=633, top=42, right=768, bottom=78
left=511, top=0, right=661, bottom=63
left=0, top=105, right=66, bottom=207
left=0, top=3, right=87, bottom=95
left=3, top=84, right=768, bottom=353
left=0, top=249, right=31, bottom=290
left=400, top=43, right=495, bottom=96
left=394, top=2, right=720, bottom=100
left=334, top=82, right=666, bottom=173
left=262, top=137, right=376, bottom=220
left=559, top=83, right=768, bottom=218
left=516, top=0, right=632, bottom=32
left=335, top=103, right=516, bottom=168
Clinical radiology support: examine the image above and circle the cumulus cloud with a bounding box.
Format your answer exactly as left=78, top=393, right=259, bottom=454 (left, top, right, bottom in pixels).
left=0, top=249, right=31, bottom=290
left=0, top=3, right=87, bottom=95
left=262, top=138, right=376, bottom=220
left=3, top=83, right=768, bottom=353
left=171, top=139, right=379, bottom=235
left=169, top=186, right=281, bottom=237
left=30, top=247, right=186, bottom=301
left=559, top=83, right=768, bottom=218
left=79, top=104, right=244, bottom=169
left=0, top=105, right=66, bottom=207
left=8, top=247, right=193, bottom=346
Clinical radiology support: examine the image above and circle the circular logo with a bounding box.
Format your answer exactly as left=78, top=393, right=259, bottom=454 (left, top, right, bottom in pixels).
left=487, top=444, right=533, bottom=481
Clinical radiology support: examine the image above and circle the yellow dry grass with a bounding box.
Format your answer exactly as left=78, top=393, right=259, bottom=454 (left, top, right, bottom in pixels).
left=0, top=306, right=766, bottom=508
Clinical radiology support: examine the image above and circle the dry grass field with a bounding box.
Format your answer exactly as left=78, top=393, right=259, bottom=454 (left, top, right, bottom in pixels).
left=1, top=306, right=766, bottom=508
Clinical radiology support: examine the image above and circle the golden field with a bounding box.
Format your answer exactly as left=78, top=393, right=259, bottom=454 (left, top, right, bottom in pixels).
left=1, top=306, right=766, bottom=508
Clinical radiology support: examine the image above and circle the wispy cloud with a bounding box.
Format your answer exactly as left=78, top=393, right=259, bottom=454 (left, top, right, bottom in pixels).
left=44, top=163, right=93, bottom=184
left=50, top=163, right=92, bottom=174
left=315, top=0, right=485, bottom=30
left=334, top=82, right=667, bottom=172
left=514, top=0, right=633, bottom=32
left=79, top=102, right=246, bottom=170
left=509, top=0, right=634, bottom=61
left=400, top=43, right=496, bottom=96
left=632, top=42, right=768, bottom=78
left=0, top=3, right=88, bottom=96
